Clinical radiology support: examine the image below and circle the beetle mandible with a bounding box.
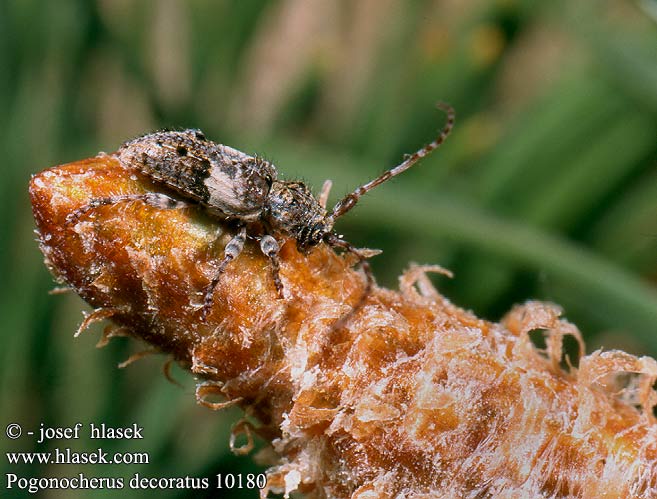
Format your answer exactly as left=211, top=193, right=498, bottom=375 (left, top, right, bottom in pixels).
left=66, top=103, right=455, bottom=323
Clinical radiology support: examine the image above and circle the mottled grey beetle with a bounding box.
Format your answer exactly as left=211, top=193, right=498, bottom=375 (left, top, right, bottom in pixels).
left=67, top=103, right=455, bottom=322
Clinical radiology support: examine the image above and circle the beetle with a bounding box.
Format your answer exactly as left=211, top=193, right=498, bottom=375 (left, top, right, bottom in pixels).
left=66, top=103, right=455, bottom=323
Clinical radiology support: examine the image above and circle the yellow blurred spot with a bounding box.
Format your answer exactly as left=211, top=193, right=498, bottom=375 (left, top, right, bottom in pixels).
left=462, top=113, right=501, bottom=156
left=469, top=25, right=506, bottom=68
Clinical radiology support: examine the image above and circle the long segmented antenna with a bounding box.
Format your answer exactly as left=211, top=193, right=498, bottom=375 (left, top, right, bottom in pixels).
left=329, top=102, right=455, bottom=221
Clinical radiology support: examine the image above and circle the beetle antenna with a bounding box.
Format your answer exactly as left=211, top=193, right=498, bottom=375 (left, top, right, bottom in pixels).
left=329, top=102, right=455, bottom=222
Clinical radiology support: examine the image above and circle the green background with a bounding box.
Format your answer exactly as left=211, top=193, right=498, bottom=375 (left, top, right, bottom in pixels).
left=1, top=0, right=656, bottom=497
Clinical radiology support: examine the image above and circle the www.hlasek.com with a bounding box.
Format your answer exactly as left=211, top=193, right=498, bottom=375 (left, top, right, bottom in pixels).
left=7, top=447, right=148, bottom=465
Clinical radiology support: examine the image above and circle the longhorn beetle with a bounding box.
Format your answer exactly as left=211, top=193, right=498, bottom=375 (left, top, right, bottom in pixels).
left=66, top=103, right=455, bottom=324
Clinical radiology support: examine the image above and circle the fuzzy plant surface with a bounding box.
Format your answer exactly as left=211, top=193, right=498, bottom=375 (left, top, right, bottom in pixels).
left=30, top=153, right=657, bottom=498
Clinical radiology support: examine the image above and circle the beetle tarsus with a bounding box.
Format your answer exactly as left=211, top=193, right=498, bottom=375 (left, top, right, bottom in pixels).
left=260, top=235, right=284, bottom=298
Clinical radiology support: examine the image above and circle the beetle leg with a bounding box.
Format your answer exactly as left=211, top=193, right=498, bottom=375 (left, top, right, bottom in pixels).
left=65, top=192, right=187, bottom=226
left=200, top=225, right=247, bottom=319
left=325, top=234, right=375, bottom=330
left=259, top=235, right=284, bottom=298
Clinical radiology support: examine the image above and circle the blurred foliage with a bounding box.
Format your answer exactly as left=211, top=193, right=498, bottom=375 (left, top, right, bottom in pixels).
left=1, top=0, right=657, bottom=497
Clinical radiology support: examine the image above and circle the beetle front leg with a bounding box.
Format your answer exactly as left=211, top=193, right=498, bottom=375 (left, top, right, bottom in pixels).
left=259, top=235, right=284, bottom=298
left=325, top=234, right=375, bottom=331
left=200, top=225, right=247, bottom=319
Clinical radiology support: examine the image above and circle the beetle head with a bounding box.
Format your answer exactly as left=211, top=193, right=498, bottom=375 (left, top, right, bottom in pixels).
left=266, top=181, right=334, bottom=251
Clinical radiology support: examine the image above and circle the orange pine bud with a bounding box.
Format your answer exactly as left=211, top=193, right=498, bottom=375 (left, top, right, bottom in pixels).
left=30, top=154, right=657, bottom=498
